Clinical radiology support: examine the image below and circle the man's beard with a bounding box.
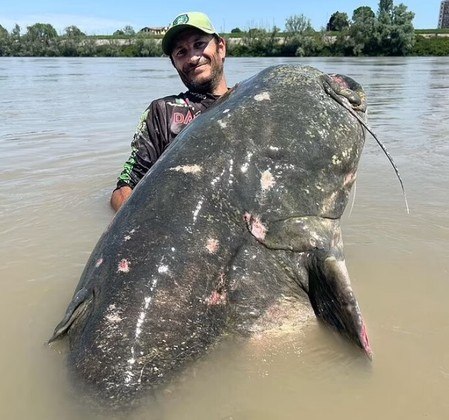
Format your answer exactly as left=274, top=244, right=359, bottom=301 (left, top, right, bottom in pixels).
left=179, top=58, right=224, bottom=94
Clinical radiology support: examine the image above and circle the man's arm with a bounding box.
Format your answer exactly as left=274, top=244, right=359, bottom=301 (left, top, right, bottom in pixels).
left=110, top=102, right=167, bottom=212
left=110, top=186, right=133, bottom=212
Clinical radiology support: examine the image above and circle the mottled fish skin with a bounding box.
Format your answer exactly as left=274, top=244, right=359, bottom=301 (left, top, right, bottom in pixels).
left=50, top=65, right=370, bottom=408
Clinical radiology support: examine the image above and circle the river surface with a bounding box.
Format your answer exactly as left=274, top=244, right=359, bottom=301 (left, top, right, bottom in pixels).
left=1, top=56, right=449, bottom=419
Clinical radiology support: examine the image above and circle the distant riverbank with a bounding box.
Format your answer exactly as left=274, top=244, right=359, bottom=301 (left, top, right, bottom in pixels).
left=1, top=29, right=449, bottom=57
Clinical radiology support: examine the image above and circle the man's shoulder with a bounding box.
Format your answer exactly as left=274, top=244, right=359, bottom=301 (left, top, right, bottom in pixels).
left=150, top=92, right=190, bottom=109
left=143, top=91, right=220, bottom=122
left=151, top=91, right=219, bottom=107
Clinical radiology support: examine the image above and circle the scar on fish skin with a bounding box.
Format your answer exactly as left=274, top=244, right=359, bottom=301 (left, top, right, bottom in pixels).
left=206, top=238, right=220, bottom=254
left=344, top=171, right=357, bottom=187
left=158, top=265, right=169, bottom=274
left=124, top=228, right=137, bottom=241
left=260, top=170, right=276, bottom=191
left=105, top=311, right=122, bottom=324
left=205, top=273, right=227, bottom=306
left=205, top=290, right=227, bottom=306
left=244, top=213, right=267, bottom=241
left=254, top=92, right=271, bottom=101
left=117, top=259, right=130, bottom=273
left=170, top=165, right=202, bottom=174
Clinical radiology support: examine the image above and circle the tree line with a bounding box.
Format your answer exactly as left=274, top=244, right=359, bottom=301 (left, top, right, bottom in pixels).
left=0, top=23, right=162, bottom=57
left=1, top=1, right=448, bottom=57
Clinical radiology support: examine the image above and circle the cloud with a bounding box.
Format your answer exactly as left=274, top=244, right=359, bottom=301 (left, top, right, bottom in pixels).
left=0, top=13, right=139, bottom=35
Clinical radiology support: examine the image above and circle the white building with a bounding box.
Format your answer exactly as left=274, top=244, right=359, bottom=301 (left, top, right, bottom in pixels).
left=438, top=0, right=449, bottom=28
left=139, top=27, right=168, bottom=35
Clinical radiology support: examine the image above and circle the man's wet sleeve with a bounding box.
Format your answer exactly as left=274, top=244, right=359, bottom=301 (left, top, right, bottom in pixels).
left=115, top=105, right=164, bottom=190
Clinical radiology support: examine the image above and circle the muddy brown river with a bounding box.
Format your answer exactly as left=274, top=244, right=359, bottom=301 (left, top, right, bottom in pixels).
left=1, top=56, right=448, bottom=419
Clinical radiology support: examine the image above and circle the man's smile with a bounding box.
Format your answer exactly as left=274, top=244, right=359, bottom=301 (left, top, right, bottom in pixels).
left=184, top=60, right=210, bottom=75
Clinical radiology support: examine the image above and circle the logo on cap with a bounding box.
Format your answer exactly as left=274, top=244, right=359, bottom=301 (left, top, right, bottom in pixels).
left=173, top=14, right=189, bottom=26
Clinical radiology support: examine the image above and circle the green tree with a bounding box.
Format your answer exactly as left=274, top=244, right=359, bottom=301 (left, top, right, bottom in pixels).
left=348, top=6, right=377, bottom=55
left=376, top=1, right=415, bottom=55
left=413, top=35, right=449, bottom=56
left=294, top=34, right=322, bottom=57
left=78, top=37, right=98, bottom=57
left=285, top=14, right=313, bottom=35
left=264, top=26, right=282, bottom=56
left=0, top=24, right=10, bottom=56
left=24, top=23, right=58, bottom=55
left=387, top=3, right=415, bottom=54
left=11, top=24, right=21, bottom=39
left=378, top=0, right=394, bottom=17
left=134, top=32, right=162, bottom=56
left=64, top=25, right=85, bottom=38
left=352, top=6, right=376, bottom=22
left=283, top=14, right=315, bottom=56
left=0, top=24, right=8, bottom=38
left=377, top=0, right=394, bottom=49
left=26, top=23, right=57, bottom=43
left=122, top=25, right=135, bottom=36
left=59, top=26, right=85, bottom=56
left=8, top=24, right=22, bottom=55
left=327, top=12, right=350, bottom=31
left=345, top=1, right=414, bottom=56
left=241, top=28, right=269, bottom=56
left=114, top=25, right=135, bottom=37
left=230, top=27, right=242, bottom=33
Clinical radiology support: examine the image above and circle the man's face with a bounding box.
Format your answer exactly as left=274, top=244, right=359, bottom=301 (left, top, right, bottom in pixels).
left=171, top=29, right=226, bottom=94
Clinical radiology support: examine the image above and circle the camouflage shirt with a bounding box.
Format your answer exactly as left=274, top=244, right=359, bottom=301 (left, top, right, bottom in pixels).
left=116, top=91, right=220, bottom=190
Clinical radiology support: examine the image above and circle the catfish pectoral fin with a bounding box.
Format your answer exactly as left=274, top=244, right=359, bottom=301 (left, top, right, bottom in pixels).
left=48, top=287, right=92, bottom=343
left=307, top=253, right=372, bottom=359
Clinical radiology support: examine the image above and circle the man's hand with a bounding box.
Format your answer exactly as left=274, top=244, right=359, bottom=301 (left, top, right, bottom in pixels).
left=110, top=186, right=133, bottom=212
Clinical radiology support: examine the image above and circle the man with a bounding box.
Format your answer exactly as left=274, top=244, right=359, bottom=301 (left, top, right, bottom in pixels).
left=110, top=11, right=228, bottom=211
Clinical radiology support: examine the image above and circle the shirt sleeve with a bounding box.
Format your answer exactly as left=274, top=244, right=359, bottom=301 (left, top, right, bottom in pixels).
left=115, top=100, right=167, bottom=190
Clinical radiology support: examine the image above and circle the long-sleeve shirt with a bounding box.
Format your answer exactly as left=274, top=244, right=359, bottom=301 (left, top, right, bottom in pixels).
left=116, top=91, right=220, bottom=190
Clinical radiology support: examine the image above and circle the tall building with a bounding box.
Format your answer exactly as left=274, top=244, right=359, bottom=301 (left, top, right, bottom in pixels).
left=438, top=0, right=449, bottom=28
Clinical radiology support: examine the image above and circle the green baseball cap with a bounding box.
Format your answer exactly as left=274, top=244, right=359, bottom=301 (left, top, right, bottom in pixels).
left=162, top=11, right=218, bottom=55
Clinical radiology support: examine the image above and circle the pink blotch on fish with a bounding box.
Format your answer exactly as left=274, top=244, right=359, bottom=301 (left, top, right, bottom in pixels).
left=117, top=259, right=130, bottom=273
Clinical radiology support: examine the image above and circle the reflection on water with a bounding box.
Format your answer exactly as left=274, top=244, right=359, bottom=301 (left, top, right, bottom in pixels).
left=1, top=57, right=449, bottom=419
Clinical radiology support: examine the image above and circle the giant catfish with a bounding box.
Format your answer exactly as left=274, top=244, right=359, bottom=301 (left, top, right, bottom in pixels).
left=50, top=65, right=372, bottom=408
